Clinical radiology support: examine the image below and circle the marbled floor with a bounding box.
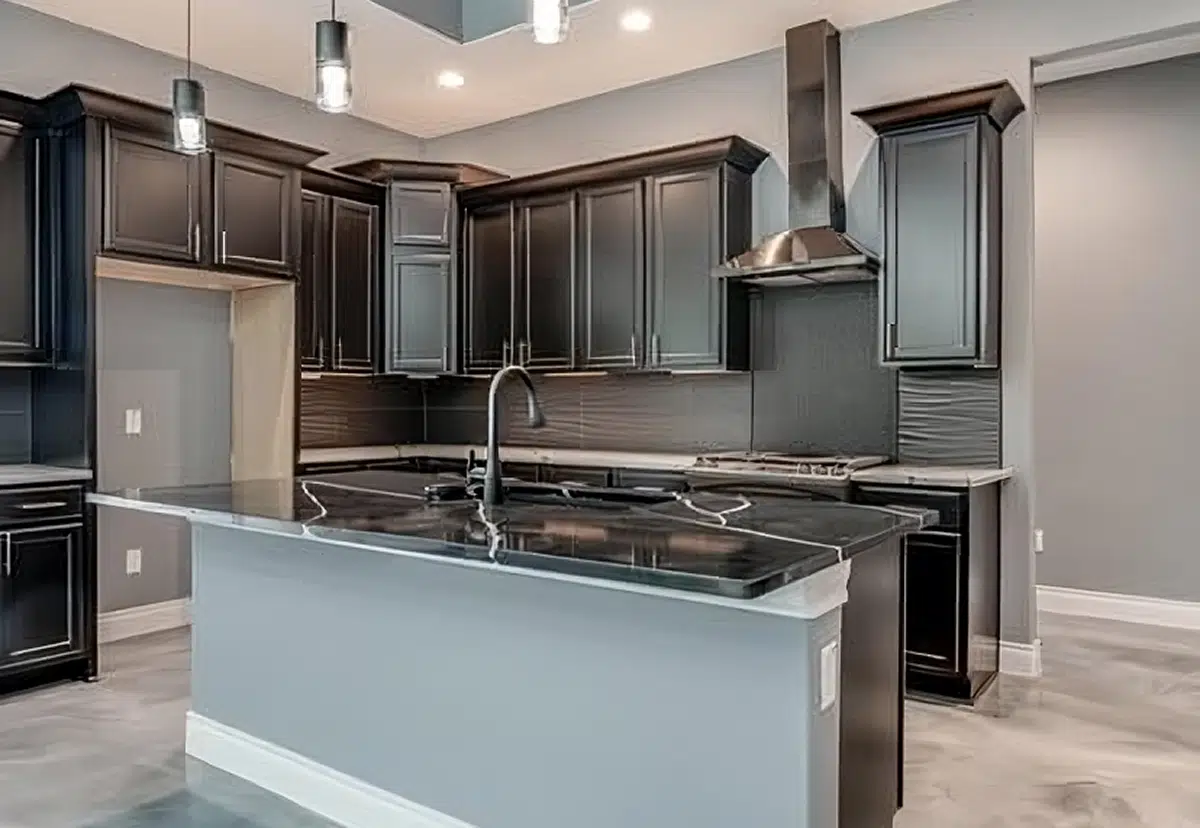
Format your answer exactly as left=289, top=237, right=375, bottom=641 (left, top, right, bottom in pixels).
left=0, top=614, right=1196, bottom=827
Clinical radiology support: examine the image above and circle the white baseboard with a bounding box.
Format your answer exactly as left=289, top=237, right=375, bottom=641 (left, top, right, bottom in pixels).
left=98, top=598, right=191, bottom=644
left=185, top=713, right=475, bottom=828
left=1038, top=585, right=1200, bottom=632
left=999, top=639, right=1042, bottom=678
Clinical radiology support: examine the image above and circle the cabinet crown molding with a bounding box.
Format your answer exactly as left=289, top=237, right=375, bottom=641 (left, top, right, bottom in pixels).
left=332, top=158, right=506, bottom=186
left=852, top=81, right=1025, bottom=134
left=37, top=84, right=327, bottom=167
left=457, top=135, right=770, bottom=209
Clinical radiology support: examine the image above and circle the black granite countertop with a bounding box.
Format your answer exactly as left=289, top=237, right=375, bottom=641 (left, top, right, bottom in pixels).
left=92, top=471, right=930, bottom=599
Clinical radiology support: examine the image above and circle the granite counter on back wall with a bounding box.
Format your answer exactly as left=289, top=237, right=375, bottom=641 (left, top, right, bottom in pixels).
left=0, top=465, right=94, bottom=486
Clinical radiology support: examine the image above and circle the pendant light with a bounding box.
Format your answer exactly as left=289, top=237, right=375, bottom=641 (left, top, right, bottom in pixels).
left=530, top=0, right=569, bottom=44
left=172, top=0, right=207, bottom=154
left=316, top=0, right=351, bottom=113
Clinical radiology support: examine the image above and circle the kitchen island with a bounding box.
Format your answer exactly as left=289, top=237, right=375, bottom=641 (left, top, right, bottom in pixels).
left=91, top=470, right=928, bottom=828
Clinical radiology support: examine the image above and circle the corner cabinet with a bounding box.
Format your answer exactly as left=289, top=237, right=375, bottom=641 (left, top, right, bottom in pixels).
left=856, top=82, right=1023, bottom=369
left=0, top=120, right=49, bottom=366
left=459, top=136, right=766, bottom=375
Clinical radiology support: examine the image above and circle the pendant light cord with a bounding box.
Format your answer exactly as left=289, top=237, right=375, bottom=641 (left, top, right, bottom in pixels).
left=331, top=0, right=336, bottom=18
left=186, top=0, right=192, bottom=79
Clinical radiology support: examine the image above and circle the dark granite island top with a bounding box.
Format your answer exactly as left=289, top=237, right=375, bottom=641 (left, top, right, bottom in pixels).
left=90, top=470, right=930, bottom=600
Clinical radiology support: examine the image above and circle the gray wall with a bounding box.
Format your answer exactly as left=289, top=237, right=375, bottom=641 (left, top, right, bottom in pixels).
left=0, top=371, right=31, bottom=464
left=1034, top=55, right=1200, bottom=602
left=0, top=0, right=421, bottom=166
left=96, top=279, right=232, bottom=613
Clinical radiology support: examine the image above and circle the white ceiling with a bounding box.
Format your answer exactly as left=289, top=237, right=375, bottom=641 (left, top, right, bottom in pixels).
left=8, top=0, right=952, bottom=137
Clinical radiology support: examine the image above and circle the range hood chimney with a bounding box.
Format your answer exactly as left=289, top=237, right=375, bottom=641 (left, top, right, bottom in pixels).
left=716, top=20, right=879, bottom=286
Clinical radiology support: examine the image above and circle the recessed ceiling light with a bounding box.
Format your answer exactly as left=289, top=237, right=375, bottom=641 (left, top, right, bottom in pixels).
left=620, top=8, right=652, bottom=32
left=437, top=70, right=465, bottom=89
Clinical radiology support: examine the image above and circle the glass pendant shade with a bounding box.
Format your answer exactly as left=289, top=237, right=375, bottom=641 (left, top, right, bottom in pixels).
left=172, top=77, right=207, bottom=154
left=316, top=19, right=351, bottom=113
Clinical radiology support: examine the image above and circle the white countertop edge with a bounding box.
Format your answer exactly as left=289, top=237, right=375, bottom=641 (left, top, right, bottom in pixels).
left=850, top=465, right=1014, bottom=487
left=88, top=492, right=848, bottom=621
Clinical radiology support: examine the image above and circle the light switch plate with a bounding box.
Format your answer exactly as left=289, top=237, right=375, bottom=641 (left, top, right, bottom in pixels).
left=124, top=408, right=142, bottom=436
left=126, top=548, right=142, bottom=575
left=819, top=640, right=840, bottom=712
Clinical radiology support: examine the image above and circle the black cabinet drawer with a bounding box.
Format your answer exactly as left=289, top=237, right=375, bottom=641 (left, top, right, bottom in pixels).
left=540, top=465, right=612, bottom=487
left=855, top=486, right=965, bottom=531
left=0, top=486, right=83, bottom=525
left=904, top=531, right=963, bottom=673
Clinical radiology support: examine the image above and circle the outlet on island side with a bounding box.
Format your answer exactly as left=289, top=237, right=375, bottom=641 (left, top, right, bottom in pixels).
left=124, top=408, right=142, bottom=436
left=1033, top=529, right=1044, bottom=554
left=126, top=548, right=142, bottom=576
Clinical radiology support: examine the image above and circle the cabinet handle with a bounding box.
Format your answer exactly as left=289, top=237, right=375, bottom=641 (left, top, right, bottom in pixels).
left=502, top=339, right=510, bottom=367
left=17, top=501, right=68, bottom=511
left=886, top=322, right=897, bottom=356
left=193, top=223, right=200, bottom=256
left=2, top=534, right=9, bottom=578
left=221, top=229, right=228, bottom=262
left=651, top=333, right=661, bottom=365
left=318, top=336, right=325, bottom=366
left=336, top=338, right=344, bottom=367
left=630, top=333, right=638, bottom=364
left=442, top=344, right=449, bottom=371
left=907, top=650, right=950, bottom=663
left=519, top=340, right=529, bottom=366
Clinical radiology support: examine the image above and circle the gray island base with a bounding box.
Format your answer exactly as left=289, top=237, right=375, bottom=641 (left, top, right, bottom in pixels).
left=92, top=472, right=912, bottom=828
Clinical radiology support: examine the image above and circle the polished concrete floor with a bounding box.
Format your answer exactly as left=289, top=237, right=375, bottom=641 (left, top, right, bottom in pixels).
left=0, top=613, right=1196, bottom=827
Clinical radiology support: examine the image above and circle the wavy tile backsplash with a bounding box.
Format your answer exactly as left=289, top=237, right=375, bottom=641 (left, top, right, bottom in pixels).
left=897, top=370, right=1001, bottom=467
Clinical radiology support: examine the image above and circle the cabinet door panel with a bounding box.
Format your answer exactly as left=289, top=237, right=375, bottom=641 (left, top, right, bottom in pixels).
left=465, top=205, right=514, bottom=372
left=389, top=253, right=451, bottom=373
left=1, top=524, right=80, bottom=663
left=103, top=130, right=201, bottom=262
left=884, top=121, right=979, bottom=362
left=390, top=182, right=451, bottom=245
left=0, top=125, right=38, bottom=361
left=904, top=533, right=961, bottom=672
left=298, top=193, right=329, bottom=370
left=518, top=194, right=574, bottom=369
left=331, top=199, right=376, bottom=372
left=215, top=156, right=292, bottom=275
left=649, top=170, right=723, bottom=368
left=578, top=182, right=644, bottom=369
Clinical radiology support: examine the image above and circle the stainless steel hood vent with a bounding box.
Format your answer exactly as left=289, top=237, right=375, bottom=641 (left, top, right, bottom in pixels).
left=716, top=20, right=879, bottom=287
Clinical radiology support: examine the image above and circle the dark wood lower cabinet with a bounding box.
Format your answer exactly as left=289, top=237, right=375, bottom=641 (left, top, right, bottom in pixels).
left=0, top=484, right=92, bottom=695
left=1, top=523, right=82, bottom=665
left=855, top=483, right=1001, bottom=703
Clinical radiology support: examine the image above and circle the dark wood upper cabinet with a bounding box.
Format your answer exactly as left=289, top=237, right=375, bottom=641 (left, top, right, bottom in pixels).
left=298, top=193, right=328, bottom=370
left=213, top=154, right=294, bottom=276
left=515, top=192, right=575, bottom=370
left=102, top=128, right=201, bottom=263
left=647, top=169, right=724, bottom=369
left=465, top=203, right=515, bottom=373
left=330, top=198, right=377, bottom=372
left=856, top=82, right=1021, bottom=369
left=577, top=181, right=645, bottom=370
left=0, top=523, right=83, bottom=665
left=0, top=122, right=46, bottom=366
left=390, top=181, right=452, bottom=246
left=387, top=251, right=452, bottom=374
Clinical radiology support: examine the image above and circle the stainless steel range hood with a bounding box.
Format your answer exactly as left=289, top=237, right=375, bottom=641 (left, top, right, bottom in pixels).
left=716, top=20, right=879, bottom=287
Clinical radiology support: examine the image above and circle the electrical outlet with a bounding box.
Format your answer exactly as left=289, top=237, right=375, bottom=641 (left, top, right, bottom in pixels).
left=125, top=548, right=142, bottom=575
left=1034, top=529, right=1045, bottom=554
left=124, top=408, right=142, bottom=436
left=819, top=640, right=840, bottom=712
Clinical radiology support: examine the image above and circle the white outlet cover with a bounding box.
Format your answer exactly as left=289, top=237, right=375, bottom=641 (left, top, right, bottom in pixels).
left=819, top=640, right=840, bottom=712
left=124, top=408, right=142, bottom=436
left=126, top=548, right=142, bottom=575
left=1034, top=529, right=1045, bottom=553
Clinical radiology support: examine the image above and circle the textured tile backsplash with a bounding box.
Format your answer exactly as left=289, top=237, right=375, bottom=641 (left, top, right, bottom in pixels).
left=0, top=370, right=32, bottom=464
left=898, top=370, right=1001, bottom=466
left=299, top=375, right=425, bottom=449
